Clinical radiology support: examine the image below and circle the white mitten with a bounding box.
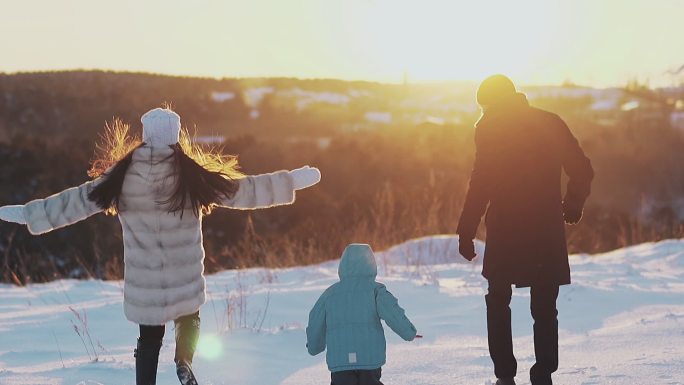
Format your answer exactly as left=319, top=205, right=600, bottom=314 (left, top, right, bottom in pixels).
left=289, top=166, right=321, bottom=190
left=0, top=205, right=27, bottom=225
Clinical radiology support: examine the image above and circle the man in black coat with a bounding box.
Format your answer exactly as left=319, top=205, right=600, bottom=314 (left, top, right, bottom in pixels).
left=457, top=75, right=594, bottom=385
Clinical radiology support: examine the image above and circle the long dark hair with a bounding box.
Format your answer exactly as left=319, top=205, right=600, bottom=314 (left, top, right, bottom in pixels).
left=87, top=119, right=242, bottom=217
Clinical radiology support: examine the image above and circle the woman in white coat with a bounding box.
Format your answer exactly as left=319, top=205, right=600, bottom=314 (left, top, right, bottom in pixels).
left=0, top=108, right=321, bottom=385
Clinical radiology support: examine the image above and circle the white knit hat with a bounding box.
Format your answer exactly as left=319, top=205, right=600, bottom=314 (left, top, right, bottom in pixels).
left=141, top=108, right=181, bottom=146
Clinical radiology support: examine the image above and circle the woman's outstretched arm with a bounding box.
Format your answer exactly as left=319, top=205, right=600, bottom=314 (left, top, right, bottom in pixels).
left=219, top=166, right=320, bottom=210
left=0, top=180, right=104, bottom=235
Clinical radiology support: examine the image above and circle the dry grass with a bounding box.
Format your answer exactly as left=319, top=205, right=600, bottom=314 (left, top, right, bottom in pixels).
left=1, top=182, right=682, bottom=284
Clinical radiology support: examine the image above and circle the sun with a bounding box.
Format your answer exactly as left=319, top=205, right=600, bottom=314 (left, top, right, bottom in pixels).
left=344, top=0, right=562, bottom=83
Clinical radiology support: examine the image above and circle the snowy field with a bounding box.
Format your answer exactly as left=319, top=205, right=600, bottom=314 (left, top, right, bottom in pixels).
left=0, top=236, right=683, bottom=385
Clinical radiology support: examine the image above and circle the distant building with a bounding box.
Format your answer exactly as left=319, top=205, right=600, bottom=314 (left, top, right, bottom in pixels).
left=525, top=86, right=626, bottom=126
left=194, top=136, right=225, bottom=145
left=278, top=88, right=350, bottom=111
left=317, top=137, right=332, bottom=149
left=525, top=86, right=623, bottom=101
left=411, top=114, right=460, bottom=126
left=348, top=89, right=373, bottom=98
left=211, top=91, right=236, bottom=103
left=364, top=111, right=392, bottom=124
left=619, top=98, right=670, bottom=130
left=244, top=87, right=275, bottom=107
left=671, top=110, right=684, bottom=131
left=285, top=136, right=333, bottom=150
left=588, top=98, right=621, bottom=126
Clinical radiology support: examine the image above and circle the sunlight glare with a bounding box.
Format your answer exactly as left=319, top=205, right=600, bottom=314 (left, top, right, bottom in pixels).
left=353, top=0, right=557, bottom=83
left=197, top=334, right=223, bottom=360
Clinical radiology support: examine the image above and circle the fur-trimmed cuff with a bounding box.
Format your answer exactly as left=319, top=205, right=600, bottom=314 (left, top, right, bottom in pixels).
left=269, top=170, right=296, bottom=206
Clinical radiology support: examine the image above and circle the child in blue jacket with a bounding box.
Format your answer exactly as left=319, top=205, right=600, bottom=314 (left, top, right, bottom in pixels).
left=306, top=243, right=417, bottom=385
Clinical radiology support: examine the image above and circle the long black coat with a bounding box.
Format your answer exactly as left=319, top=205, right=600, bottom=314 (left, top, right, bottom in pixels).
left=457, top=94, right=593, bottom=287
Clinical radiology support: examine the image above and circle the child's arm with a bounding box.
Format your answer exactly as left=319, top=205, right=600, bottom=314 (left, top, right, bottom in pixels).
left=219, top=167, right=320, bottom=210
left=376, top=284, right=417, bottom=341
left=305, top=293, right=327, bottom=356
left=0, top=180, right=104, bottom=235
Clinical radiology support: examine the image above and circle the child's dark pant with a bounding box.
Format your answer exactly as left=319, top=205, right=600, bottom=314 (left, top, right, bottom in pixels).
left=331, top=368, right=383, bottom=385
left=135, top=311, right=200, bottom=385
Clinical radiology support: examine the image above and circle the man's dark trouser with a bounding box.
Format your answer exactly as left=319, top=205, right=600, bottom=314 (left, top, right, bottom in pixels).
left=331, top=368, right=383, bottom=385
left=486, top=281, right=559, bottom=385
left=135, top=311, right=200, bottom=385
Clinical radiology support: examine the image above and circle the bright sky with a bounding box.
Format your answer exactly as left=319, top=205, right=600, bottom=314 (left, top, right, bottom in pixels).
left=1, top=0, right=682, bottom=86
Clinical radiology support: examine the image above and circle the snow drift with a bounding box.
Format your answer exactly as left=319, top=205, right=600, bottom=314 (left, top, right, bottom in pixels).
left=0, top=236, right=683, bottom=385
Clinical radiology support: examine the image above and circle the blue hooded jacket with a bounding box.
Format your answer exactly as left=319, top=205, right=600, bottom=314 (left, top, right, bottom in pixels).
left=306, top=244, right=417, bottom=372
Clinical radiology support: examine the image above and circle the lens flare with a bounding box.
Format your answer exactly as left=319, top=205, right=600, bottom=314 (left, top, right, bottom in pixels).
left=197, top=334, right=223, bottom=360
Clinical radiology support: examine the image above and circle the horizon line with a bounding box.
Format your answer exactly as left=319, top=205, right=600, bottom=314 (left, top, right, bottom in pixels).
left=1, top=67, right=667, bottom=91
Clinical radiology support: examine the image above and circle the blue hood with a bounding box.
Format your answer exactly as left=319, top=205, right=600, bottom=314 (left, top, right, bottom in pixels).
left=338, top=243, right=377, bottom=280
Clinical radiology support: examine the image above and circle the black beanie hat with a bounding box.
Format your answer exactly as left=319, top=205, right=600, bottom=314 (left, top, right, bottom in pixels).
left=476, top=74, right=516, bottom=106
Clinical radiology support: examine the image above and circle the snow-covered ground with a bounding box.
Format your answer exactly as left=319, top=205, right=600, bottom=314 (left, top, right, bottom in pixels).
left=0, top=236, right=683, bottom=385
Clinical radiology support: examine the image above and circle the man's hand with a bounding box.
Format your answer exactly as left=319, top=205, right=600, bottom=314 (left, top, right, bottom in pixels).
left=562, top=201, right=583, bottom=225
left=458, top=237, right=477, bottom=261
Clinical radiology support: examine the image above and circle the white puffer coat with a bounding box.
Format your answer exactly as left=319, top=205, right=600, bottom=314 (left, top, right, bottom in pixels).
left=23, top=145, right=296, bottom=325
